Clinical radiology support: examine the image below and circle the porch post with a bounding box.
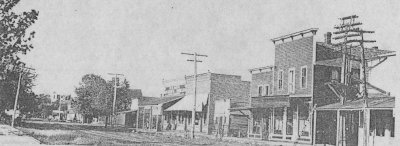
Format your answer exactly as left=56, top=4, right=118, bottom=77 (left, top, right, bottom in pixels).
left=200, top=112, right=203, bottom=132
left=283, top=107, right=287, bottom=138
left=312, top=109, right=317, bottom=145
left=248, top=111, right=252, bottom=138
left=336, top=110, right=340, bottom=146
left=136, top=110, right=139, bottom=131
left=293, top=105, right=299, bottom=141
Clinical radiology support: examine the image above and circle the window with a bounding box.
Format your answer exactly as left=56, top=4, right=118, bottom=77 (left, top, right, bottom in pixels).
left=278, top=70, right=283, bottom=90
left=288, top=68, right=295, bottom=93
left=274, top=107, right=284, bottom=134
left=265, top=85, right=270, bottom=96
left=301, top=66, right=307, bottom=89
left=286, top=107, right=293, bottom=135
left=252, top=113, right=262, bottom=134
left=298, top=103, right=310, bottom=137
left=332, top=69, right=339, bottom=81
left=258, top=86, right=263, bottom=96
left=179, top=85, right=185, bottom=88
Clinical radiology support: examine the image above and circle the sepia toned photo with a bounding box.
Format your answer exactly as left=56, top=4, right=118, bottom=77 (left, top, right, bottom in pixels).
left=0, top=0, right=399, bottom=145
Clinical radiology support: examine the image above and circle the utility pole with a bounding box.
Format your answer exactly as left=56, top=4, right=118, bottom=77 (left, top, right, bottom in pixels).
left=108, top=73, right=124, bottom=128
left=11, top=66, right=34, bottom=127
left=333, top=15, right=375, bottom=146
left=181, top=52, right=207, bottom=139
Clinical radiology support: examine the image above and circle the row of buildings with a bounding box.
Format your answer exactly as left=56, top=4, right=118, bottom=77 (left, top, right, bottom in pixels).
left=115, top=28, right=396, bottom=146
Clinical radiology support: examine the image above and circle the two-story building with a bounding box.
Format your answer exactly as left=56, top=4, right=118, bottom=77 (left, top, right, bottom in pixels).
left=163, top=72, right=250, bottom=135
left=231, top=28, right=395, bottom=145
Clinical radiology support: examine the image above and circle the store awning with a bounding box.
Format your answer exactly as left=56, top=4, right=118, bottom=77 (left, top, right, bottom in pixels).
left=251, top=95, right=290, bottom=108
left=229, top=107, right=252, bottom=116
left=316, top=96, right=395, bottom=110
left=116, top=110, right=137, bottom=114
left=165, top=94, right=208, bottom=112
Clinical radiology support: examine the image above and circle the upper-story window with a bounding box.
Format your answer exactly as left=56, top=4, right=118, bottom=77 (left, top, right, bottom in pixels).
left=278, top=70, right=283, bottom=90
left=265, top=85, right=270, bottom=96
left=301, top=66, right=307, bottom=89
left=258, top=86, right=263, bottom=96
left=288, top=68, right=295, bottom=93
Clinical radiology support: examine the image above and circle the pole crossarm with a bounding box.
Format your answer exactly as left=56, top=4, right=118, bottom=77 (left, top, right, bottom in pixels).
left=334, top=22, right=362, bottom=29
left=339, top=15, right=358, bottom=20
left=333, top=33, right=361, bottom=40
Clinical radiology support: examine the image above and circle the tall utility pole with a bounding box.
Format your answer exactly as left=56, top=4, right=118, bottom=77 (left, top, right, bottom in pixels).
left=181, top=52, right=207, bottom=139
left=108, top=73, right=124, bottom=128
left=333, top=15, right=375, bottom=146
left=11, top=66, right=34, bottom=127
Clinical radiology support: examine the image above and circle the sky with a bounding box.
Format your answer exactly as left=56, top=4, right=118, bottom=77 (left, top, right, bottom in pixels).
left=13, top=0, right=400, bottom=97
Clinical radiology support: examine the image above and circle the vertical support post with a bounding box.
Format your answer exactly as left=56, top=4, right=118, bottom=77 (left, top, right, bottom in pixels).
left=360, top=33, right=369, bottom=146
left=156, top=113, right=159, bottom=131
left=136, top=110, right=139, bottom=131
left=206, top=94, right=212, bottom=135
left=191, top=53, right=198, bottom=138
left=336, top=110, right=340, bottom=146
left=312, top=109, right=317, bottom=145
left=200, top=112, right=203, bottom=132
left=283, top=107, right=287, bottom=138
left=112, top=74, right=117, bottom=127
left=11, top=73, right=22, bottom=128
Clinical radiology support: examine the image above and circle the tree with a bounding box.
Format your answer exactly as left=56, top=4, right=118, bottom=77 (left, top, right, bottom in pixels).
left=74, top=74, right=133, bottom=125
left=74, top=74, right=108, bottom=122
left=0, top=0, right=39, bottom=114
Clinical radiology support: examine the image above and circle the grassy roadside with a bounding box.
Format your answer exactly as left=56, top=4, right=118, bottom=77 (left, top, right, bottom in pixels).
left=18, top=122, right=139, bottom=145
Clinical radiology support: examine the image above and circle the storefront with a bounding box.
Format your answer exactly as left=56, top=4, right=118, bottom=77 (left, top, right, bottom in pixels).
left=315, top=96, right=395, bottom=146
left=244, top=95, right=313, bottom=144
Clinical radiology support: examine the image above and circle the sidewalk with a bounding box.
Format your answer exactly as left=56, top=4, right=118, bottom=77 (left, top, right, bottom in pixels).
left=138, top=129, right=312, bottom=146
left=0, top=124, right=41, bottom=146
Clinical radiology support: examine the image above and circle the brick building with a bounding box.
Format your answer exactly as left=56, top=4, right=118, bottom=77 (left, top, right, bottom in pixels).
left=231, top=28, right=395, bottom=145
left=163, top=72, right=250, bottom=135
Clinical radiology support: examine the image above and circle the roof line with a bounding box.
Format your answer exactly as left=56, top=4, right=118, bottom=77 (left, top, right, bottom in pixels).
left=271, top=28, right=318, bottom=43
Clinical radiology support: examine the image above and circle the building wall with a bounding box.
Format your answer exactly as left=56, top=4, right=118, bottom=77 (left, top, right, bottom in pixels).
left=184, top=73, right=250, bottom=134
left=273, top=36, right=314, bottom=96
left=250, top=71, right=274, bottom=97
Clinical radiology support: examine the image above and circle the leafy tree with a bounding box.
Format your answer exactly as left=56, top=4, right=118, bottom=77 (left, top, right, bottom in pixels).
left=74, top=74, right=108, bottom=121
left=0, top=0, right=39, bottom=114
left=74, top=74, right=133, bottom=125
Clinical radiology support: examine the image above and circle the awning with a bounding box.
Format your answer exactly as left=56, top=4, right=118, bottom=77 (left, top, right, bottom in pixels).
left=165, top=94, right=208, bottom=112
left=229, top=107, right=252, bottom=116
left=116, top=110, right=137, bottom=114
left=251, top=95, right=290, bottom=108
left=316, top=97, right=395, bottom=110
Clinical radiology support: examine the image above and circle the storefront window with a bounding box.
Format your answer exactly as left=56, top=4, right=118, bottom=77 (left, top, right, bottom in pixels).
left=298, top=104, right=310, bottom=137
left=274, top=107, right=284, bottom=134
left=286, top=107, right=293, bottom=135
left=253, top=113, right=261, bottom=134
left=370, top=110, right=394, bottom=137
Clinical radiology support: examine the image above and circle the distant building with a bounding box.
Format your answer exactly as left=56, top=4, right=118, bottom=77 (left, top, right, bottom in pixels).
left=162, top=78, right=186, bottom=97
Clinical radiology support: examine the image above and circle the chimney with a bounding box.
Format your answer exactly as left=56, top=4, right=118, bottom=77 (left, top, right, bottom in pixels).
left=324, top=32, right=332, bottom=44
